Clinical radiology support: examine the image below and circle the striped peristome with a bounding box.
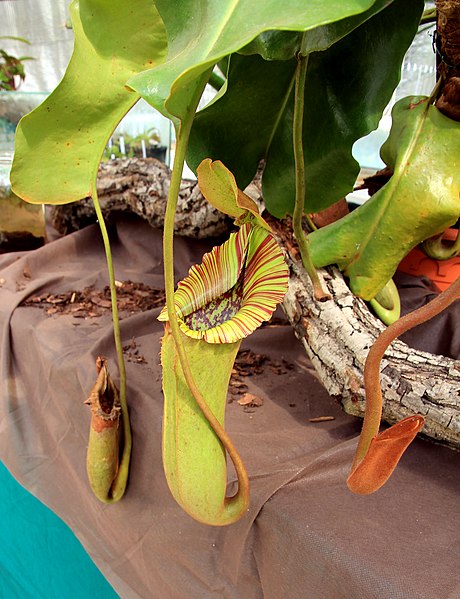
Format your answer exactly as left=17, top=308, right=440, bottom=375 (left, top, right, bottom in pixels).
left=158, top=223, right=289, bottom=344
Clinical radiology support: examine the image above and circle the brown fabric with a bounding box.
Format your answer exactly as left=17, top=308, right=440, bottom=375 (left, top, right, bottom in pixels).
left=1, top=216, right=460, bottom=599
left=395, top=271, right=460, bottom=360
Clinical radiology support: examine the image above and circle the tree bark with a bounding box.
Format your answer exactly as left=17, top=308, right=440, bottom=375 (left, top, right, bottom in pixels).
left=274, top=220, right=460, bottom=451
left=277, top=4, right=460, bottom=449
left=50, top=158, right=232, bottom=239
left=50, top=158, right=460, bottom=450
left=435, top=0, right=460, bottom=121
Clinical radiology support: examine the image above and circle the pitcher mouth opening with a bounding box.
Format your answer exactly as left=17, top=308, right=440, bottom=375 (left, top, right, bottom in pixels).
left=159, top=223, right=289, bottom=344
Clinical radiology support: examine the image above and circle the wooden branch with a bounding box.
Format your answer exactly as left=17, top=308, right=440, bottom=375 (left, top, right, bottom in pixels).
left=51, top=158, right=460, bottom=449
left=276, top=227, right=460, bottom=450
left=50, top=158, right=232, bottom=238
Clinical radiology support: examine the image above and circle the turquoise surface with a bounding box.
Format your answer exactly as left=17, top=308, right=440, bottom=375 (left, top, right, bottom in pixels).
left=0, top=462, right=119, bottom=598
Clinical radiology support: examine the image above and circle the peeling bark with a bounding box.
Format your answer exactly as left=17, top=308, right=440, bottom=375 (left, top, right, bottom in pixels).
left=51, top=159, right=460, bottom=449
left=50, top=158, right=232, bottom=238
left=276, top=225, right=460, bottom=451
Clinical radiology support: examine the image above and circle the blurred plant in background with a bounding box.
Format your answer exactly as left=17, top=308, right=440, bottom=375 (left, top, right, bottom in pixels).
left=0, top=36, right=33, bottom=91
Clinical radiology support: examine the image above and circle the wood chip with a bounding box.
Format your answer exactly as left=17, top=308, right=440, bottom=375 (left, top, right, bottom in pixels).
left=309, top=416, right=335, bottom=423
left=20, top=281, right=166, bottom=319
left=90, top=297, right=112, bottom=308
left=238, top=393, right=264, bottom=407
left=48, top=296, right=66, bottom=304
left=231, top=380, right=248, bottom=389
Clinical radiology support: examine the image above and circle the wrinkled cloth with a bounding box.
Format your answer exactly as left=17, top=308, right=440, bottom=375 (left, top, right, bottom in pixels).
left=1, top=216, right=459, bottom=599
left=396, top=272, right=460, bottom=359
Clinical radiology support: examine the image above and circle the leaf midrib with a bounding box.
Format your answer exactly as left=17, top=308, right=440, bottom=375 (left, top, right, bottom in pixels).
left=266, top=71, right=296, bottom=154
left=353, top=101, right=430, bottom=266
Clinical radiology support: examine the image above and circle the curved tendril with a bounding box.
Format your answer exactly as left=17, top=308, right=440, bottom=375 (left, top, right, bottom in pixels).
left=292, top=52, right=330, bottom=302
left=369, top=278, right=401, bottom=325
left=348, top=277, right=460, bottom=493
left=422, top=228, right=460, bottom=261
left=163, top=70, right=249, bottom=523
left=92, top=186, right=131, bottom=502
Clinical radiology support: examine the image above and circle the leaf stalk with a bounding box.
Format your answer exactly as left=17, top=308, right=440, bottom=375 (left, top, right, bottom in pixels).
left=163, top=72, right=250, bottom=523
left=292, top=53, right=330, bottom=301
left=92, top=189, right=131, bottom=502
left=352, top=276, right=460, bottom=471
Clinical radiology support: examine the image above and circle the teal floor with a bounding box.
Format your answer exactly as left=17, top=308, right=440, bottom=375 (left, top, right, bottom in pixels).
left=0, top=462, right=118, bottom=598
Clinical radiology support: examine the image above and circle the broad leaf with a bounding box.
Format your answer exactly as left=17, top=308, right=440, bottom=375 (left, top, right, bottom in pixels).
left=188, top=54, right=296, bottom=191
left=11, top=0, right=167, bottom=205
left=309, top=97, right=460, bottom=300
left=187, top=0, right=424, bottom=216
left=127, top=0, right=382, bottom=126
left=239, top=0, right=390, bottom=59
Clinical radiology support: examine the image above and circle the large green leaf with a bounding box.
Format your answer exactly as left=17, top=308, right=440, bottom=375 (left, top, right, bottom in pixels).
left=126, top=0, right=382, bottom=127
left=11, top=0, right=167, bottom=205
left=309, top=97, right=460, bottom=300
left=187, top=0, right=424, bottom=216
left=189, top=55, right=297, bottom=189
left=238, top=0, right=390, bottom=59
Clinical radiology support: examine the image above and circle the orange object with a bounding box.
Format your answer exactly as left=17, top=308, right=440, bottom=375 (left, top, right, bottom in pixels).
left=347, top=415, right=425, bottom=495
left=398, top=228, right=460, bottom=291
